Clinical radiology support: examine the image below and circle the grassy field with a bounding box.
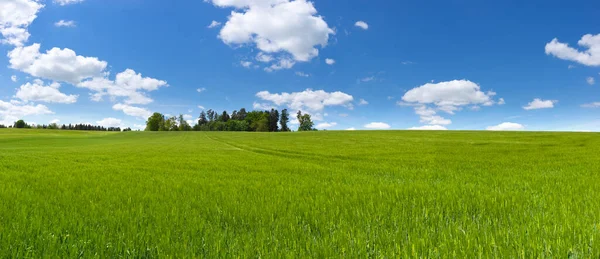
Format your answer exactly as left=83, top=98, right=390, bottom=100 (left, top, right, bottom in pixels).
left=1, top=129, right=599, bottom=257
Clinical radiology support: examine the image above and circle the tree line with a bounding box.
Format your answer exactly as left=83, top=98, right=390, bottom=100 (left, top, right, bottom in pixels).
left=145, top=108, right=315, bottom=132
left=0, top=120, right=131, bottom=132
left=1, top=108, right=316, bottom=133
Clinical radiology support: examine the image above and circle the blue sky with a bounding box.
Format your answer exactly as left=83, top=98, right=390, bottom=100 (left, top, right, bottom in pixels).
left=1, top=0, right=599, bottom=131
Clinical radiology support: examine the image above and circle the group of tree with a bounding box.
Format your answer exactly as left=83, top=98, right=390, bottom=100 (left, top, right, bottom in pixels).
left=0, top=120, right=131, bottom=132
left=145, top=108, right=315, bottom=132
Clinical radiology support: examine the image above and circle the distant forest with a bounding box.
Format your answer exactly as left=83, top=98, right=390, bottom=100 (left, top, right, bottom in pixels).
left=145, top=108, right=315, bottom=132
left=0, top=108, right=316, bottom=132
left=0, top=120, right=130, bottom=132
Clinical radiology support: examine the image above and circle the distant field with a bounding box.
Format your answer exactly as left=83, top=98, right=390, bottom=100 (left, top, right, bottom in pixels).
left=1, top=129, right=599, bottom=257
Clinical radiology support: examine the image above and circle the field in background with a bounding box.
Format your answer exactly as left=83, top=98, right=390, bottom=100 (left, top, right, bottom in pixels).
left=1, top=129, right=599, bottom=257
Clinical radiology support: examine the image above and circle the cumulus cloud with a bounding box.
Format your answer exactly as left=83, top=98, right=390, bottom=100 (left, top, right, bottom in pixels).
left=78, top=69, right=168, bottom=105
left=545, top=34, right=600, bottom=66
left=315, top=122, right=337, bottom=129
left=0, top=99, right=53, bottom=125
left=587, top=77, right=595, bottom=85
left=400, top=80, right=501, bottom=128
left=325, top=58, right=335, bottom=65
left=54, top=0, right=84, bottom=5
left=364, top=122, right=390, bottom=129
left=207, top=20, right=221, bottom=28
left=255, top=89, right=354, bottom=114
left=208, top=0, right=334, bottom=69
left=486, top=122, right=525, bottom=131
left=354, top=21, right=368, bottom=30
left=358, top=99, right=368, bottom=105
left=0, top=0, right=44, bottom=46
left=50, top=119, right=60, bottom=124
left=8, top=43, right=108, bottom=84
left=15, top=80, right=78, bottom=104
left=11, top=75, right=17, bottom=82
left=408, top=125, right=448, bottom=130
left=345, top=127, right=356, bottom=131
left=96, top=117, right=122, bottom=128
left=402, top=80, right=499, bottom=108
left=197, top=87, right=207, bottom=93
left=112, top=103, right=152, bottom=120
left=523, top=98, right=557, bottom=110
left=54, top=20, right=75, bottom=27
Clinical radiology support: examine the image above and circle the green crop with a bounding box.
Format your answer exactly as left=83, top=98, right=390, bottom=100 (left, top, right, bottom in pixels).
left=1, top=129, right=599, bottom=257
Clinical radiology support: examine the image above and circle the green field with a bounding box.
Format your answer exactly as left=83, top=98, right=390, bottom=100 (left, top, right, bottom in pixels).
left=1, top=129, right=600, bottom=257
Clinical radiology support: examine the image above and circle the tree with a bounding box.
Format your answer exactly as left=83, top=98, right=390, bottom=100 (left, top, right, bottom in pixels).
left=221, top=111, right=230, bottom=122
left=280, top=109, right=290, bottom=132
left=146, top=112, right=165, bottom=131
left=165, top=116, right=178, bottom=131
left=297, top=111, right=314, bottom=131
left=14, top=120, right=26, bottom=129
left=268, top=109, right=279, bottom=132
left=198, top=111, right=208, bottom=126
left=178, top=114, right=192, bottom=131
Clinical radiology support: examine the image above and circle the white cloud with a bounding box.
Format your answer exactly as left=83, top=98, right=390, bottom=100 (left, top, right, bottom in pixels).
left=54, top=0, right=84, bottom=6
left=358, top=99, right=368, bottom=105
left=545, top=34, right=600, bottom=66
left=402, top=80, right=499, bottom=107
left=581, top=102, right=600, bottom=108
left=256, top=52, right=273, bottom=63
left=133, top=124, right=145, bottom=130
left=325, top=58, right=335, bottom=65
left=354, top=21, right=368, bottom=30
left=50, top=119, right=60, bottom=124
left=264, top=58, right=295, bottom=72
left=345, top=127, right=356, bottom=131
left=364, top=122, right=390, bottom=129
left=240, top=61, right=253, bottom=68
left=112, top=103, right=152, bottom=120
left=96, top=117, right=122, bottom=128
left=486, top=122, right=525, bottom=131
left=295, top=71, right=309, bottom=77
left=0, top=99, right=53, bottom=125
left=54, top=20, right=75, bottom=27
left=198, top=105, right=205, bottom=110
left=183, top=114, right=193, bottom=120
left=78, top=69, right=167, bottom=105
left=15, top=80, right=78, bottom=104
left=209, top=0, right=334, bottom=64
left=252, top=101, right=276, bottom=110
left=587, top=77, right=595, bottom=85
left=0, top=0, right=44, bottom=46
left=197, top=87, right=207, bottom=93
left=11, top=75, right=17, bottom=82
left=498, top=98, right=505, bottom=105
left=315, top=122, right=337, bottom=129
left=8, top=43, right=108, bottom=85
left=523, top=98, right=557, bottom=110
left=207, top=20, right=222, bottom=28
left=360, top=76, right=375, bottom=82
left=255, top=89, right=354, bottom=113
left=401, top=80, right=501, bottom=127
left=412, top=106, right=452, bottom=126
left=408, top=125, right=448, bottom=130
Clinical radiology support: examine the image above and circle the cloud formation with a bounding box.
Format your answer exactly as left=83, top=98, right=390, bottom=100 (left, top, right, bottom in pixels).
left=545, top=34, right=600, bottom=66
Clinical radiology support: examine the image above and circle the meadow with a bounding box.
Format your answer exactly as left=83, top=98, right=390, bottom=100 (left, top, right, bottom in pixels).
left=1, top=129, right=599, bottom=257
